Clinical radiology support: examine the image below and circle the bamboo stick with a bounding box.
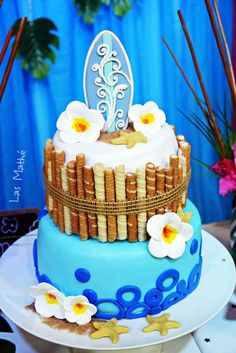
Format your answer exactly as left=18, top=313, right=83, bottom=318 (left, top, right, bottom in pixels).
left=105, top=168, right=117, bottom=242
left=84, top=165, right=97, bottom=238
left=94, top=163, right=107, bottom=242
left=61, top=166, right=72, bottom=234
left=76, top=154, right=88, bottom=240
left=136, top=168, right=147, bottom=241
left=126, top=173, right=137, bottom=242
left=115, top=165, right=127, bottom=240
left=67, top=160, right=80, bottom=234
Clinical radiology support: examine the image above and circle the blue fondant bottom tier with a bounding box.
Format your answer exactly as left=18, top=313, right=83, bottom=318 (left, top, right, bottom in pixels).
left=35, top=200, right=202, bottom=320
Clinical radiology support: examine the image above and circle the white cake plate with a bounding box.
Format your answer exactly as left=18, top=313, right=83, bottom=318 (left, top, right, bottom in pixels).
left=0, top=230, right=235, bottom=351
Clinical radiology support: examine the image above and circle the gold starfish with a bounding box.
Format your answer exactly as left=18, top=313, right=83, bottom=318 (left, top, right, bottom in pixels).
left=90, top=318, right=129, bottom=343
left=177, top=206, right=192, bottom=224
left=111, top=131, right=148, bottom=148
left=142, top=313, right=181, bottom=336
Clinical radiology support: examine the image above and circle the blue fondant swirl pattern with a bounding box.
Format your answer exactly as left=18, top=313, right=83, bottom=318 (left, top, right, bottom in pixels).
left=33, top=237, right=202, bottom=320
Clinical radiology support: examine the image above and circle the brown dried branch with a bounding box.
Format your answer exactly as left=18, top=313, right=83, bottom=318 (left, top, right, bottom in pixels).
left=0, top=29, right=13, bottom=64
left=177, top=10, right=225, bottom=155
left=162, top=36, right=215, bottom=136
left=213, top=0, right=236, bottom=91
left=0, top=16, right=27, bottom=101
left=205, top=0, right=236, bottom=103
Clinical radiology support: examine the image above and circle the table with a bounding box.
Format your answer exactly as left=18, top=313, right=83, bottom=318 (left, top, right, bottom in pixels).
left=0, top=224, right=235, bottom=353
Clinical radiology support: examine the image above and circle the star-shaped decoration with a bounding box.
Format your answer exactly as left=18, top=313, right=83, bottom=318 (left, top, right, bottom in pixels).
left=142, top=313, right=181, bottom=336
left=90, top=318, right=129, bottom=343
left=204, top=338, right=211, bottom=343
left=111, top=131, right=148, bottom=148
left=177, top=206, right=192, bottom=224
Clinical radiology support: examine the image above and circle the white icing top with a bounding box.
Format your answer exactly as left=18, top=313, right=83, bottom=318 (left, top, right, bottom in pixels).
left=53, top=123, right=179, bottom=172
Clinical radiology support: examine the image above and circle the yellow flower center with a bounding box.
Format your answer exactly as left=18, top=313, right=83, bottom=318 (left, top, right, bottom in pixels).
left=73, top=302, right=87, bottom=315
left=140, top=113, right=155, bottom=125
left=45, top=293, right=59, bottom=305
left=72, top=117, right=90, bottom=133
left=162, top=225, right=178, bottom=244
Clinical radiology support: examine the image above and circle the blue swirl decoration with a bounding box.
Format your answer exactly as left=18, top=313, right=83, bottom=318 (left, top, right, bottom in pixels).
left=33, top=243, right=203, bottom=319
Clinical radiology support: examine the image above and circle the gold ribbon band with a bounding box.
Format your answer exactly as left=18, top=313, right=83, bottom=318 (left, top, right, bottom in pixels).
left=43, top=169, right=191, bottom=216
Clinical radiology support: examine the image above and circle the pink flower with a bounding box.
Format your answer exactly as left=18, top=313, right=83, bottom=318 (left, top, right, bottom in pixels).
left=219, top=172, right=236, bottom=196
left=210, top=159, right=236, bottom=177
left=211, top=152, right=236, bottom=196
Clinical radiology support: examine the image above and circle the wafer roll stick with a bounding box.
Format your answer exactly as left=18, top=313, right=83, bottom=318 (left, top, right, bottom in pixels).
left=51, top=151, right=58, bottom=224
left=156, top=167, right=165, bottom=214
left=126, top=173, right=137, bottom=242
left=179, top=141, right=191, bottom=171
left=115, top=165, right=127, bottom=240
left=94, top=163, right=107, bottom=242
left=170, top=155, right=179, bottom=212
left=67, top=161, right=79, bottom=234
left=170, top=125, right=176, bottom=134
left=176, top=134, right=185, bottom=146
left=178, top=164, right=183, bottom=207
left=84, top=165, right=97, bottom=238
left=44, top=139, right=53, bottom=214
left=61, top=166, right=72, bottom=234
left=179, top=155, right=187, bottom=207
left=47, top=161, right=53, bottom=215
left=55, top=151, right=65, bottom=232
left=164, top=167, right=173, bottom=212
left=136, top=168, right=147, bottom=241
left=179, top=142, right=191, bottom=207
left=105, top=168, right=117, bottom=242
left=76, top=154, right=88, bottom=240
left=146, top=163, right=156, bottom=219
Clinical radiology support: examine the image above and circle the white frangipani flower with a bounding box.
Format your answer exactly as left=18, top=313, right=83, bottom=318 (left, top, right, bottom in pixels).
left=147, top=212, right=193, bottom=259
left=128, top=101, right=166, bottom=134
left=29, top=282, right=65, bottom=319
left=57, top=101, right=105, bottom=143
left=63, top=295, right=97, bottom=325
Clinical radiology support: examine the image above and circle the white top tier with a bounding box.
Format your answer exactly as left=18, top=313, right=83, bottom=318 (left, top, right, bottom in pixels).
left=53, top=123, right=179, bottom=172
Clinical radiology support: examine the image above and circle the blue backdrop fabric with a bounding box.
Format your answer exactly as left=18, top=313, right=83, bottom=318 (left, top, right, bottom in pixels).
left=0, top=0, right=233, bottom=222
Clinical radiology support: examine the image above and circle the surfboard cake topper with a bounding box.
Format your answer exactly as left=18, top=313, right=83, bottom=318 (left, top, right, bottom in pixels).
left=83, top=30, right=134, bottom=132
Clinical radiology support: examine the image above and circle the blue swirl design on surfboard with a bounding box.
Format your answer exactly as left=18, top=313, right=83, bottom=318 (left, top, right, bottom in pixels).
left=83, top=30, right=133, bottom=132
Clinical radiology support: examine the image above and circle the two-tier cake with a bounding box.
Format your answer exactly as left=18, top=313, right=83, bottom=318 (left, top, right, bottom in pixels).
left=31, top=31, right=202, bottom=331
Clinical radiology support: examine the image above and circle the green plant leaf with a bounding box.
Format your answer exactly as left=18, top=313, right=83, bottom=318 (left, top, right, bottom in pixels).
left=113, top=0, right=131, bottom=16
left=12, top=18, right=59, bottom=79
left=74, top=0, right=132, bottom=23
left=74, top=0, right=101, bottom=23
